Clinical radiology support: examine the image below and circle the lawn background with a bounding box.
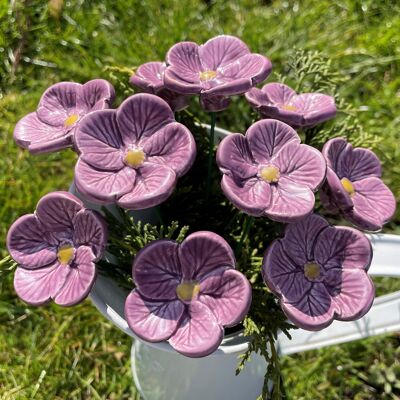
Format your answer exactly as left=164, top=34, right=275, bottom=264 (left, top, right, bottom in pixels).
left=1, top=0, right=400, bottom=399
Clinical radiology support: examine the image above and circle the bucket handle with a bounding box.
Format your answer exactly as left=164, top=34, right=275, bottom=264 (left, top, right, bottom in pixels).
left=277, top=233, right=400, bottom=356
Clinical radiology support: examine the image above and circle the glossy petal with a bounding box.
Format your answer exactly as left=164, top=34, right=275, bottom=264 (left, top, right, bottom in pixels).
left=262, top=83, right=296, bottom=105
left=116, top=94, right=174, bottom=146
left=53, top=246, right=96, bottom=306
left=13, top=112, right=71, bottom=154
left=14, top=262, right=69, bottom=306
left=77, top=79, right=115, bottom=112
left=199, top=268, right=251, bottom=327
left=130, top=62, right=165, bottom=92
left=143, top=122, right=196, bottom=177
left=272, top=142, right=326, bottom=190
left=125, top=290, right=184, bottom=342
left=75, top=110, right=124, bottom=171
left=247, top=119, right=300, bottom=164
left=117, top=163, right=176, bottom=209
left=169, top=301, right=223, bottom=357
left=73, top=210, right=107, bottom=260
left=7, top=214, right=57, bottom=269
left=199, top=95, right=231, bottom=112
left=133, top=240, right=181, bottom=300
left=74, top=160, right=135, bottom=204
left=221, top=175, right=271, bottom=216
left=37, top=82, right=81, bottom=126
left=179, top=231, right=236, bottom=281
left=323, top=168, right=354, bottom=211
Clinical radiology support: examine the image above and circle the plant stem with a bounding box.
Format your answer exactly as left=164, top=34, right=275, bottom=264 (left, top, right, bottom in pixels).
left=206, top=112, right=217, bottom=194
left=237, top=215, right=254, bottom=256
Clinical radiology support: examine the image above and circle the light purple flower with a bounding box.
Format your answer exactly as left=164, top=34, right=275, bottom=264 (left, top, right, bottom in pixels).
left=321, top=138, right=396, bottom=231
left=130, top=62, right=190, bottom=112
left=13, top=79, right=115, bottom=154
left=7, top=192, right=107, bottom=307
left=124, top=231, right=251, bottom=358
left=263, top=214, right=374, bottom=331
left=246, top=83, right=337, bottom=128
left=164, top=35, right=272, bottom=112
left=74, top=93, right=196, bottom=210
left=216, top=119, right=326, bottom=222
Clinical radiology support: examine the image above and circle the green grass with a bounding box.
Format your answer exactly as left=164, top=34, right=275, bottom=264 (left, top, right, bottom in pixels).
left=1, top=0, right=399, bottom=398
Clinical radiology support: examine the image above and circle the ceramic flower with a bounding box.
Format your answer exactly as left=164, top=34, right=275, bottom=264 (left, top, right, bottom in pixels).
left=245, top=83, right=337, bottom=128
left=74, top=93, right=196, bottom=209
left=320, top=138, right=396, bottom=231
left=7, top=192, right=107, bottom=307
left=124, top=231, right=252, bottom=358
left=262, top=214, right=374, bottom=331
left=130, top=62, right=190, bottom=111
left=164, top=35, right=272, bottom=112
left=13, top=79, right=115, bottom=154
left=216, top=119, right=326, bottom=222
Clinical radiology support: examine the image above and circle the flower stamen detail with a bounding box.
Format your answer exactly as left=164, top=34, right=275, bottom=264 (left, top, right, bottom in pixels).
left=125, top=149, right=145, bottom=168
left=341, top=177, right=355, bottom=197
left=282, top=104, right=297, bottom=111
left=304, top=263, right=321, bottom=280
left=64, top=114, right=79, bottom=127
left=176, top=281, right=200, bottom=301
left=57, top=245, right=75, bottom=265
left=199, top=70, right=217, bottom=82
left=260, top=165, right=280, bottom=183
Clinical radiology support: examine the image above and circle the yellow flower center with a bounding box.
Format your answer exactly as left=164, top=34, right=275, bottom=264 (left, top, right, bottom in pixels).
left=341, top=177, right=355, bottom=197
left=260, top=166, right=280, bottom=183
left=176, top=281, right=200, bottom=302
left=282, top=104, right=297, bottom=111
left=199, top=70, right=217, bottom=81
left=64, top=114, right=79, bottom=127
left=304, top=263, right=321, bottom=280
left=57, top=245, right=74, bottom=265
left=125, top=149, right=145, bottom=168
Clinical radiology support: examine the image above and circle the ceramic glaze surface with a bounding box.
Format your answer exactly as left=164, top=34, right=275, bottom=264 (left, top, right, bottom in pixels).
left=13, top=79, right=115, bottom=154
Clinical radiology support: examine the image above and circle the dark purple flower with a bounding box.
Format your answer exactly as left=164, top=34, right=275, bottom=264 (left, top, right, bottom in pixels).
left=216, top=119, right=326, bottom=222
left=321, top=138, right=396, bottom=231
left=263, top=214, right=374, bottom=331
left=246, top=83, right=337, bottom=128
left=13, top=79, right=115, bottom=154
left=164, top=35, right=272, bottom=112
left=7, top=192, right=107, bottom=307
left=124, top=231, right=251, bottom=358
left=130, top=62, right=190, bottom=112
left=74, top=93, right=196, bottom=210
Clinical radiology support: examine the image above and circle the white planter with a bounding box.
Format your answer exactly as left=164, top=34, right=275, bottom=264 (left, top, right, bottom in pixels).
left=71, top=126, right=400, bottom=400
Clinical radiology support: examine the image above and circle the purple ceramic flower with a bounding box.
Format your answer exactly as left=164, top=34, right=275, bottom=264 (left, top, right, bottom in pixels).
left=216, top=119, right=326, bottom=222
left=164, top=35, right=272, bottom=112
left=7, top=192, right=107, bottom=307
left=246, top=83, right=337, bottom=128
left=263, top=214, right=374, bottom=331
left=124, top=231, right=251, bottom=357
left=74, top=93, right=196, bottom=209
left=321, top=138, right=396, bottom=231
left=13, top=79, right=115, bottom=154
left=130, top=62, right=190, bottom=111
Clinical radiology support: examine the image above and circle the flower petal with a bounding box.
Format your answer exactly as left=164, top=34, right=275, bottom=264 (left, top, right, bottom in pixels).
left=54, top=246, right=96, bottom=306
left=272, top=142, right=326, bottom=190
left=125, top=290, right=184, bottom=342
left=265, top=179, right=315, bottom=222
left=199, top=35, right=249, bottom=70
left=143, top=122, right=196, bottom=177
left=35, top=191, right=83, bottom=231
left=77, top=79, right=115, bottom=112
left=169, top=301, right=223, bottom=357
left=73, top=210, right=107, bottom=260
left=314, top=226, right=372, bottom=271
left=133, top=240, right=181, bottom=300
left=263, top=240, right=312, bottom=303
left=7, top=214, right=57, bottom=269
left=323, top=168, right=354, bottom=211
left=345, top=177, right=396, bottom=231
left=117, top=163, right=176, bottom=209
left=74, top=110, right=124, bottom=171
left=199, top=268, right=251, bottom=327
left=216, top=133, right=258, bottom=180
left=179, top=231, right=236, bottom=281
left=262, top=83, right=296, bottom=105
left=130, top=62, right=165, bottom=92
left=37, top=82, right=82, bottom=126
left=199, top=94, right=231, bottom=112
left=14, top=262, right=69, bottom=306
left=116, top=94, right=174, bottom=146
left=74, top=160, right=135, bottom=204
left=221, top=175, right=271, bottom=216
left=247, top=119, right=300, bottom=164
left=13, top=112, right=71, bottom=154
